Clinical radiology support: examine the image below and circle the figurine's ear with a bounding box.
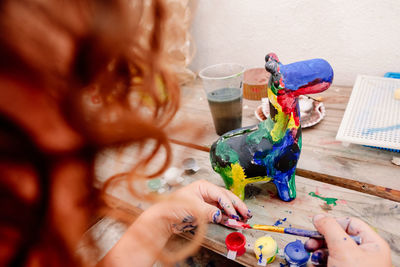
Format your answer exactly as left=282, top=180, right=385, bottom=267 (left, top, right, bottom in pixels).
left=265, top=53, right=279, bottom=63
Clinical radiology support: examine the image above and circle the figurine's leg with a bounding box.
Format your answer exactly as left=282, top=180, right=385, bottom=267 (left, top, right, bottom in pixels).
left=230, top=176, right=272, bottom=200
left=273, top=172, right=296, bottom=201
left=230, top=181, right=246, bottom=201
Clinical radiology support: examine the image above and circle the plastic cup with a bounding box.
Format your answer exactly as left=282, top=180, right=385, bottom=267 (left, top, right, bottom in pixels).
left=199, top=63, right=245, bottom=135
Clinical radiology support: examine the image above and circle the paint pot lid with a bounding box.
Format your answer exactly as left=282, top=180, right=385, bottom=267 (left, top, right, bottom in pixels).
left=225, top=232, right=246, bottom=252
left=244, top=68, right=270, bottom=85
left=147, top=178, right=163, bottom=191
left=284, top=240, right=310, bottom=264
left=254, top=235, right=278, bottom=259
left=182, top=158, right=200, bottom=172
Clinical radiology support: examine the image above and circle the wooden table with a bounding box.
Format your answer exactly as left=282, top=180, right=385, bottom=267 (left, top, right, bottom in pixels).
left=94, top=79, right=400, bottom=266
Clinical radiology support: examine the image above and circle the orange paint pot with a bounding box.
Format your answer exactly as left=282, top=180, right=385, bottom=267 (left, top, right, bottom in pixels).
left=243, top=68, right=270, bottom=100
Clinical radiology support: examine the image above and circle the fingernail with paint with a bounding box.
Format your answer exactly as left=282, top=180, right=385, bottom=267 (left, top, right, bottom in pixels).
left=311, top=250, right=328, bottom=266
left=247, top=209, right=253, bottom=218
left=213, top=210, right=221, bottom=223
left=313, top=214, right=326, bottom=223
left=230, top=214, right=240, bottom=220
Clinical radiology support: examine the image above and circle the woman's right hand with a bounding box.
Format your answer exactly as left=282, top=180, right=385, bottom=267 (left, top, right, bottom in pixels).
left=305, top=215, right=392, bottom=267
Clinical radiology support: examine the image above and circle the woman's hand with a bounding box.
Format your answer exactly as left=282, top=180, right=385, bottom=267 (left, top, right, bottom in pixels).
left=152, top=179, right=252, bottom=234
left=100, top=180, right=251, bottom=267
left=305, top=215, right=392, bottom=267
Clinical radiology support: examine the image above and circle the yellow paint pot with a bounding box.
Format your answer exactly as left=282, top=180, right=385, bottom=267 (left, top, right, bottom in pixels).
left=254, top=235, right=278, bottom=264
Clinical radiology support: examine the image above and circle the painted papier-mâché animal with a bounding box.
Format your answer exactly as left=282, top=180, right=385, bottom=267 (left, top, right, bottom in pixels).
left=210, top=53, right=333, bottom=201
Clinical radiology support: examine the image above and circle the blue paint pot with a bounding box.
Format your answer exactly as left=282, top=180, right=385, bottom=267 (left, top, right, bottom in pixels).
left=284, top=240, right=310, bottom=267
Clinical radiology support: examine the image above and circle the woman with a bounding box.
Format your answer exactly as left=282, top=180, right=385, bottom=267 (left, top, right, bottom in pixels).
left=0, top=0, right=391, bottom=266
left=0, top=0, right=251, bottom=265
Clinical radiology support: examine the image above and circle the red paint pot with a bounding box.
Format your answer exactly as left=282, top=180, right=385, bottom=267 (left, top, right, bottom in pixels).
left=225, top=232, right=246, bottom=256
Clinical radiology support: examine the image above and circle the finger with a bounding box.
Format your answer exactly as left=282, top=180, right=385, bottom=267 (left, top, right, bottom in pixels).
left=217, top=193, right=240, bottom=220
left=335, top=217, right=386, bottom=245
left=225, top=189, right=253, bottom=220
left=311, top=248, right=329, bottom=266
left=304, top=238, right=326, bottom=252
left=203, top=203, right=222, bottom=224
left=197, top=181, right=239, bottom=219
left=313, top=214, right=357, bottom=254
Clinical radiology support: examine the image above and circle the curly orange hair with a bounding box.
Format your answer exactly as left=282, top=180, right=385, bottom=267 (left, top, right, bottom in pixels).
left=0, top=0, right=192, bottom=266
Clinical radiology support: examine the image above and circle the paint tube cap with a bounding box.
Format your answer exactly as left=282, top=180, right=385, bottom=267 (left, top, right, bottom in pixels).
left=254, top=235, right=278, bottom=263
left=284, top=240, right=310, bottom=266
left=225, top=232, right=246, bottom=257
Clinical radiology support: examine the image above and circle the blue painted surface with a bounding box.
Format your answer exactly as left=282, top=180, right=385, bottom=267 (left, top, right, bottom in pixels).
left=384, top=72, right=400, bottom=79
left=258, top=245, right=264, bottom=264
left=284, top=228, right=322, bottom=238
left=280, top=59, right=334, bottom=90
left=311, top=250, right=325, bottom=265
left=284, top=240, right=310, bottom=267
left=273, top=217, right=287, bottom=226
left=362, top=124, right=400, bottom=135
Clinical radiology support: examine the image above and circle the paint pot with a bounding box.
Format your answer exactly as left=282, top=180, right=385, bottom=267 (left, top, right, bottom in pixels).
left=243, top=68, right=270, bottom=100
left=225, top=232, right=246, bottom=260
left=284, top=240, right=310, bottom=267
left=254, top=235, right=278, bottom=266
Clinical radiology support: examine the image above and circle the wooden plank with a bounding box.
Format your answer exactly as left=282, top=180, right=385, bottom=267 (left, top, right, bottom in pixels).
left=95, top=143, right=400, bottom=266
left=169, top=139, right=400, bottom=203
left=167, top=79, right=400, bottom=199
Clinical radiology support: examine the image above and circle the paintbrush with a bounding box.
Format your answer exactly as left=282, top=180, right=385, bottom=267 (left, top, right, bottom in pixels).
left=225, top=219, right=362, bottom=245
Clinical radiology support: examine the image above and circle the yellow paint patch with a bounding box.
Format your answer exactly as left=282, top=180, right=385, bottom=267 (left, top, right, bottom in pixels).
left=267, top=87, right=282, bottom=112
left=231, top=163, right=246, bottom=183
left=271, top=111, right=289, bottom=142
left=287, top=112, right=298, bottom=129
left=229, top=163, right=273, bottom=200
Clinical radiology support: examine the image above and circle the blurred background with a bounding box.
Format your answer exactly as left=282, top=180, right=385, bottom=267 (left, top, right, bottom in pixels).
left=188, top=0, right=400, bottom=86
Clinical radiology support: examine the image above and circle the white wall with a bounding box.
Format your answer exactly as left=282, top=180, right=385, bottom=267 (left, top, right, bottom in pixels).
left=189, top=0, right=400, bottom=86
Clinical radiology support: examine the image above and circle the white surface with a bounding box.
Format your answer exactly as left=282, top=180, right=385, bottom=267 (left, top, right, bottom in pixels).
left=336, top=75, right=400, bottom=150
left=226, top=250, right=237, bottom=260
left=189, top=0, right=400, bottom=86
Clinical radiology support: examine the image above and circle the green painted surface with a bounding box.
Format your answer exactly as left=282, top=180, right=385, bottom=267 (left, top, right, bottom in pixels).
left=214, top=165, right=233, bottom=189
left=298, top=135, right=302, bottom=149
left=269, top=81, right=279, bottom=95
left=309, top=192, right=338, bottom=206
left=246, top=119, right=274, bottom=145
left=215, top=141, right=239, bottom=163
left=270, top=111, right=289, bottom=142
left=288, top=172, right=297, bottom=199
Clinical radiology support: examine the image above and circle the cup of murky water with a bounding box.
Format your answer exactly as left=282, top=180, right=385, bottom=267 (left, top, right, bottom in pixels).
left=199, top=63, right=245, bottom=135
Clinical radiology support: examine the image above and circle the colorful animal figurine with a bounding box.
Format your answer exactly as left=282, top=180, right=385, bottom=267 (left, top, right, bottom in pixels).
left=210, top=53, right=333, bottom=201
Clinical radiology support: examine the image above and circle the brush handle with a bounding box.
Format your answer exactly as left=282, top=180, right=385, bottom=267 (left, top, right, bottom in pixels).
left=284, top=227, right=323, bottom=238
left=251, top=225, right=362, bottom=245
left=284, top=227, right=362, bottom=245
